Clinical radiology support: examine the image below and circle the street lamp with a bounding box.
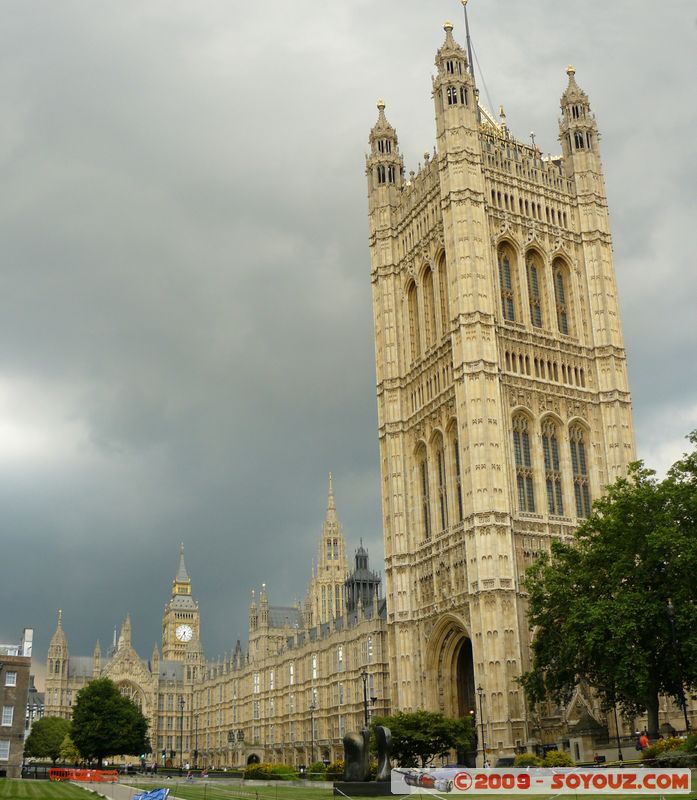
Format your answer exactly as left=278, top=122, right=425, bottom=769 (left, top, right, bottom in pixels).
left=194, top=715, right=199, bottom=768
left=611, top=700, right=624, bottom=762
left=179, top=697, right=186, bottom=769
left=309, top=700, right=317, bottom=765
left=667, top=600, right=691, bottom=733
left=360, top=671, right=369, bottom=729
left=476, top=686, right=486, bottom=767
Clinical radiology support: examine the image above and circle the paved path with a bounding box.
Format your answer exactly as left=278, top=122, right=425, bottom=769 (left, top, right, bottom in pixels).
left=76, top=782, right=183, bottom=800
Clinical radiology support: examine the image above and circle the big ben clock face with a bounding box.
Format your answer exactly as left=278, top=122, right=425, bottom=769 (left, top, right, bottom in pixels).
left=175, top=624, right=193, bottom=642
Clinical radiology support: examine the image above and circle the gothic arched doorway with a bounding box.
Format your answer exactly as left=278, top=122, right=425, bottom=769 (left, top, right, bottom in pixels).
left=247, top=753, right=260, bottom=765
left=426, top=615, right=477, bottom=765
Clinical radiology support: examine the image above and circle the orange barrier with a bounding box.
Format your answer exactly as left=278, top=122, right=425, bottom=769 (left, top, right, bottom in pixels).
left=49, top=767, right=119, bottom=783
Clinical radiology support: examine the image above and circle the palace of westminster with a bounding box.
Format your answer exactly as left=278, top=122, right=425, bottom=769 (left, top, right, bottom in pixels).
left=42, top=19, right=693, bottom=769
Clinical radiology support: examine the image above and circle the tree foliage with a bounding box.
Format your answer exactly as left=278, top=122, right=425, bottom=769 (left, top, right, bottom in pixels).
left=59, top=733, right=81, bottom=764
left=24, top=716, right=72, bottom=763
left=70, top=678, right=149, bottom=767
left=520, top=433, right=697, bottom=736
left=371, top=710, right=473, bottom=767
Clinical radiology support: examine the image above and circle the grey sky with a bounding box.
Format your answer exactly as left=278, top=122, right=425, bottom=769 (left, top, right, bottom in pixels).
left=1, top=1, right=695, bottom=681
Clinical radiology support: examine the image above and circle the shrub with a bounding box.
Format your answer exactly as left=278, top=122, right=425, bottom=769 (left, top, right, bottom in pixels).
left=681, top=734, right=697, bottom=752
left=543, top=751, right=575, bottom=767
left=642, top=736, right=684, bottom=761
left=513, top=753, right=543, bottom=767
left=654, top=750, right=697, bottom=769
left=244, top=762, right=296, bottom=780
left=326, top=759, right=345, bottom=781
left=307, top=760, right=327, bottom=780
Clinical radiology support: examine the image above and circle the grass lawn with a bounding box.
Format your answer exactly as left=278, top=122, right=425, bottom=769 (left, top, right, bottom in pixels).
left=0, top=781, right=95, bottom=800
left=123, top=781, right=334, bottom=800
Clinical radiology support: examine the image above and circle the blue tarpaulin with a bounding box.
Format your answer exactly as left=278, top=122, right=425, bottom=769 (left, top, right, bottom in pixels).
left=132, top=789, right=169, bottom=800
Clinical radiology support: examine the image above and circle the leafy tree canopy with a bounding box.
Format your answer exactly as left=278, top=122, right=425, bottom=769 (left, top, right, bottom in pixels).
left=59, top=733, right=81, bottom=764
left=71, top=678, right=149, bottom=767
left=24, top=716, right=72, bottom=763
left=371, top=710, right=473, bottom=767
left=520, top=432, right=697, bottom=736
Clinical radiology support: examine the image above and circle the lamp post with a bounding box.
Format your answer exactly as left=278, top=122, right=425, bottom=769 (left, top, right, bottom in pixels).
left=179, top=697, right=186, bottom=769
left=477, top=686, right=486, bottom=767
left=360, top=671, right=369, bottom=729
left=194, top=715, right=199, bottom=768
left=612, top=701, right=624, bottom=762
left=667, top=600, right=691, bottom=733
left=309, top=700, right=317, bottom=765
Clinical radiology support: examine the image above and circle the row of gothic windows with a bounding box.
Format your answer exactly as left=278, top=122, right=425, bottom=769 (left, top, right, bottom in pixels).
left=406, top=254, right=450, bottom=365
left=512, top=415, right=591, bottom=519
left=498, top=245, right=573, bottom=336
left=414, top=427, right=464, bottom=540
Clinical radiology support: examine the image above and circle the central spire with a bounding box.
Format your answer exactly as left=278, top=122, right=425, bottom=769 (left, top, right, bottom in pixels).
left=326, top=472, right=336, bottom=520
left=176, top=542, right=190, bottom=583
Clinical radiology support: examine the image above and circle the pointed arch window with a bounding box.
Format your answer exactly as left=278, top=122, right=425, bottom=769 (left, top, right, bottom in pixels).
left=438, top=253, right=450, bottom=335
left=423, top=267, right=436, bottom=347
left=498, top=247, right=516, bottom=321
left=541, top=419, right=563, bottom=515
left=526, top=254, right=544, bottom=328
left=417, top=446, right=431, bottom=540
left=407, top=282, right=421, bottom=363
left=512, top=415, right=535, bottom=512
left=377, top=165, right=386, bottom=184
left=553, top=260, right=571, bottom=335
left=570, top=425, right=591, bottom=518
left=434, top=435, right=448, bottom=532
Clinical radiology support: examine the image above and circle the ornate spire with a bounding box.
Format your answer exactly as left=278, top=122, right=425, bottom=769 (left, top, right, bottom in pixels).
left=326, top=472, right=336, bottom=521
left=49, top=609, right=67, bottom=649
left=118, top=614, right=132, bottom=648
left=176, top=542, right=190, bottom=583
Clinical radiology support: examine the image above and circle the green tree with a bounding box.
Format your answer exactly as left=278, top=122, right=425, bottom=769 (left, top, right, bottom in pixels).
left=71, top=678, right=149, bottom=767
left=59, top=733, right=81, bottom=764
left=520, top=433, right=697, bottom=737
left=371, top=710, right=473, bottom=767
left=24, top=717, right=72, bottom=763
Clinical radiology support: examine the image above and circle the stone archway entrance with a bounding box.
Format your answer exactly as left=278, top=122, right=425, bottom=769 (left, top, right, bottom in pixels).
left=427, top=615, right=477, bottom=765
left=247, top=753, right=260, bottom=765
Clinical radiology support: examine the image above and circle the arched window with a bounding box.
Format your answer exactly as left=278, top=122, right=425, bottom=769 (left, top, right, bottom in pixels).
left=512, top=415, right=535, bottom=512
left=416, top=445, right=431, bottom=540
left=498, top=246, right=516, bottom=321
left=423, top=267, right=436, bottom=348
left=377, top=165, right=386, bottom=184
left=434, top=434, right=448, bottom=532
left=570, top=425, right=591, bottom=518
left=447, top=86, right=458, bottom=105
left=438, top=253, right=450, bottom=336
left=541, top=418, right=563, bottom=515
left=526, top=252, right=544, bottom=328
left=407, top=281, right=421, bottom=363
left=448, top=425, right=464, bottom=522
left=553, top=259, right=571, bottom=335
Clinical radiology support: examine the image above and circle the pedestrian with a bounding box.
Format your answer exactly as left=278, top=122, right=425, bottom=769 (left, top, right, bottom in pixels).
left=639, top=731, right=649, bottom=750
left=634, top=731, right=642, bottom=751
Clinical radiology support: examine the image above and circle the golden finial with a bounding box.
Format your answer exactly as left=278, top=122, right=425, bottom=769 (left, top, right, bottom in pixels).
left=377, top=99, right=385, bottom=112
left=566, top=65, right=576, bottom=77
left=444, top=20, right=454, bottom=32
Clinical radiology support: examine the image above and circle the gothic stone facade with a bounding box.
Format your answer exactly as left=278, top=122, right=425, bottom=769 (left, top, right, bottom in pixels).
left=44, top=478, right=389, bottom=767
left=366, top=23, right=635, bottom=755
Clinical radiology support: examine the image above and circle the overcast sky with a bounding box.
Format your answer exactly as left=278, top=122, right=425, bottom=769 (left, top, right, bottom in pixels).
left=1, top=1, right=695, bottom=685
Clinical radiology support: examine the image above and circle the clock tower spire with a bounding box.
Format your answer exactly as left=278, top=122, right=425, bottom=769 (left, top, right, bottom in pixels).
left=162, top=543, right=201, bottom=660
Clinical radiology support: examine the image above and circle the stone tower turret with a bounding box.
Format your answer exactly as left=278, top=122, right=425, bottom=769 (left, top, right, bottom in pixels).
left=45, top=610, right=70, bottom=718
left=306, top=474, right=349, bottom=626
left=162, top=543, right=201, bottom=660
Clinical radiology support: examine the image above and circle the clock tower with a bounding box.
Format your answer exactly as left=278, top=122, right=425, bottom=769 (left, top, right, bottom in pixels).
left=162, top=543, right=201, bottom=660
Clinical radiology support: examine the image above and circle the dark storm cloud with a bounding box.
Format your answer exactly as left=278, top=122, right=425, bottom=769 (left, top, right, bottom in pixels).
left=0, top=1, right=695, bottom=673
